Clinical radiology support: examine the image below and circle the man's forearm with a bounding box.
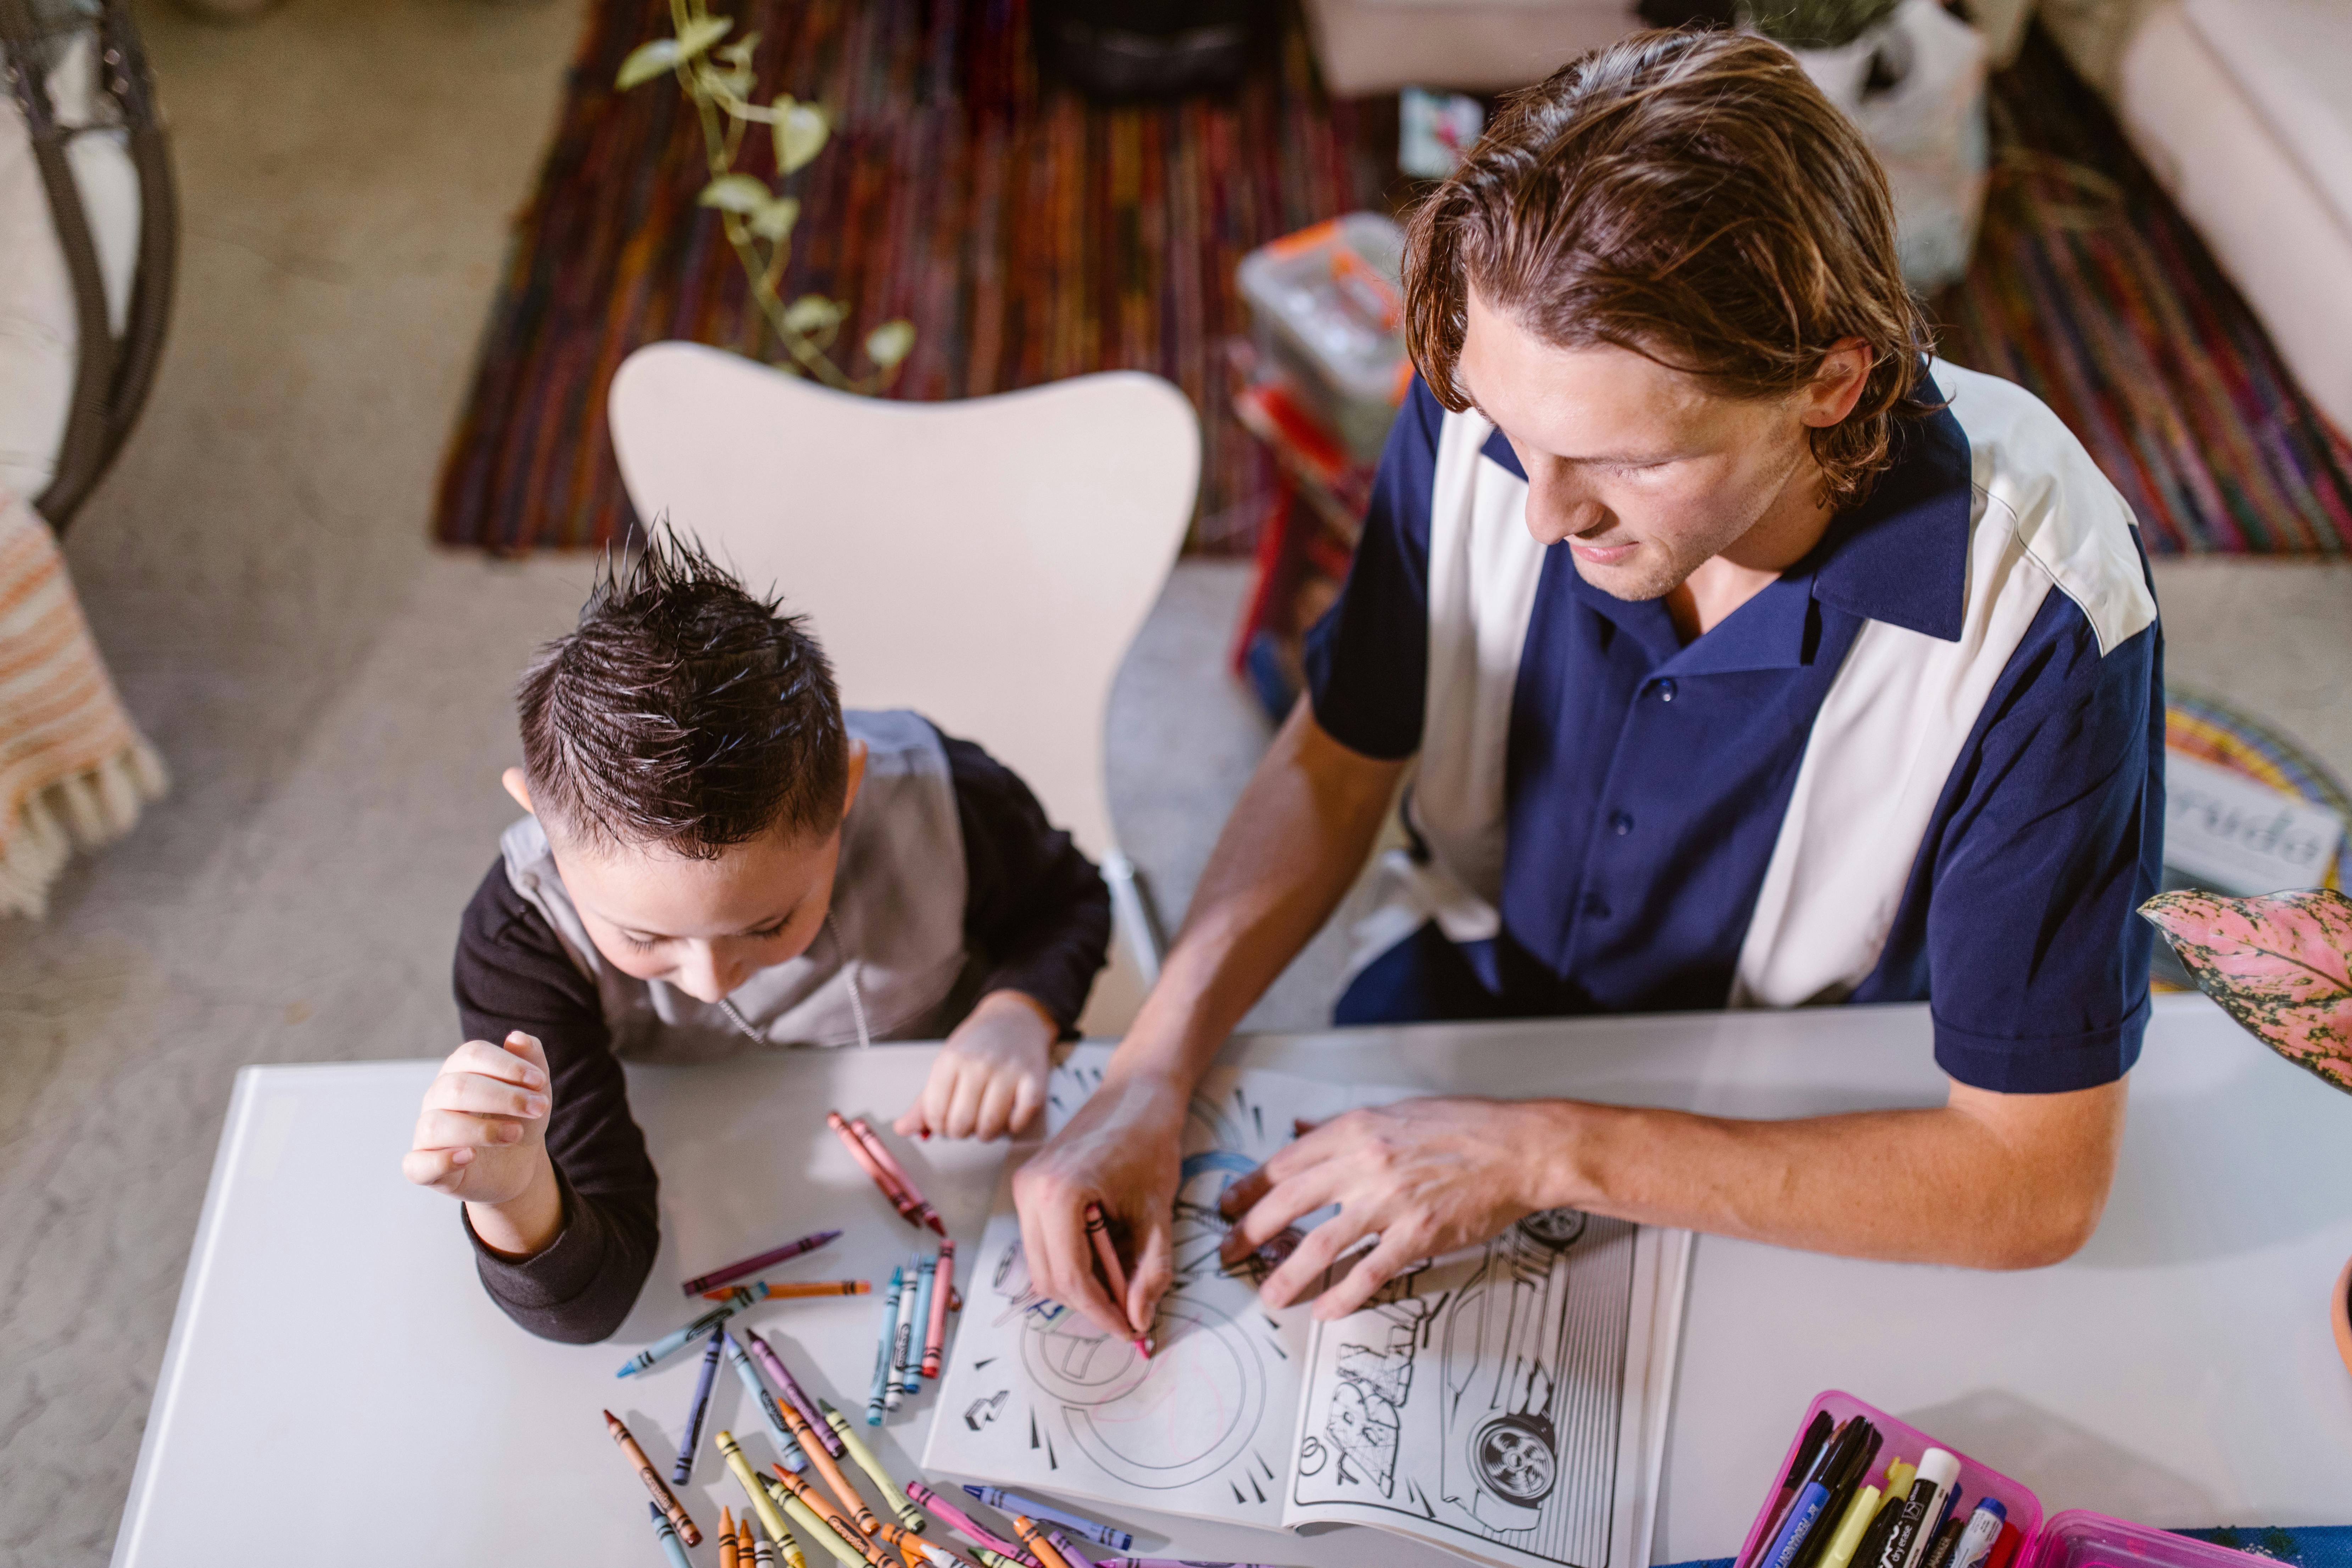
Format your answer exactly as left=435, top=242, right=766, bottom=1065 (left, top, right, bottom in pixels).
left=1526, top=1079, right=2126, bottom=1269
left=1105, top=702, right=1406, bottom=1095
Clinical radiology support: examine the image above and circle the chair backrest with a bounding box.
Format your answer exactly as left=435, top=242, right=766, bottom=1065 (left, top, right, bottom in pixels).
left=607, top=343, right=1200, bottom=1030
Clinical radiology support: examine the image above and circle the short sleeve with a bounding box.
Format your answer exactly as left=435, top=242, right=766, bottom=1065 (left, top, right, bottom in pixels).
left=1299, top=378, right=1445, bottom=760
left=1914, top=587, right=2165, bottom=1093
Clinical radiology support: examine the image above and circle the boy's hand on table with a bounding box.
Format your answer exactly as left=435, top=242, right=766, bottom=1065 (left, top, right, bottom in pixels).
left=896, top=989, right=1056, bottom=1141
left=402, top=1031, right=553, bottom=1207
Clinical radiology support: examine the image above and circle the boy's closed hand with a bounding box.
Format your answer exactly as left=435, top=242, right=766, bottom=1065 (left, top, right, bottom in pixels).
left=402, top=1031, right=553, bottom=1205
left=897, top=989, right=1055, bottom=1141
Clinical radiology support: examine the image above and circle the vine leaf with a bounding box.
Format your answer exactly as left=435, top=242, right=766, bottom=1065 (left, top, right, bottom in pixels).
left=782, top=295, right=845, bottom=333
left=773, top=98, right=831, bottom=174
left=2140, top=887, right=2352, bottom=1094
left=674, top=15, right=733, bottom=61
left=616, top=38, right=682, bottom=89
left=864, top=319, right=915, bottom=369
left=698, top=174, right=773, bottom=213
left=715, top=31, right=760, bottom=66
left=748, top=196, right=801, bottom=241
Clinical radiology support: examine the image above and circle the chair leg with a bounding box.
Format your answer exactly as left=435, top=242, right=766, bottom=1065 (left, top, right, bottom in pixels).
left=1101, top=851, right=1166, bottom=988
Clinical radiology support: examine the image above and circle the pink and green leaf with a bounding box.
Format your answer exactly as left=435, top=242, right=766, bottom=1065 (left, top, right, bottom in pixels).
left=2140, top=888, right=2352, bottom=1095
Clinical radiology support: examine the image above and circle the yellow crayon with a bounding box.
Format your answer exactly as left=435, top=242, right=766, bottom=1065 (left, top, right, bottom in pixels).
left=718, top=1429, right=800, bottom=1554
left=774, top=1467, right=893, bottom=1568
left=763, top=1470, right=867, bottom=1568
left=819, top=1399, right=927, bottom=1532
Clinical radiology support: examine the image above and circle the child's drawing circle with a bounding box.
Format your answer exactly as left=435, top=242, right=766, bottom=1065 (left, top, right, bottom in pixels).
left=1023, top=1299, right=1265, bottom=1491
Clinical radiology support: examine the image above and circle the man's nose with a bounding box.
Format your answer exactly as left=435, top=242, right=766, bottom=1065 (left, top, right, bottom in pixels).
left=1523, top=463, right=1607, bottom=545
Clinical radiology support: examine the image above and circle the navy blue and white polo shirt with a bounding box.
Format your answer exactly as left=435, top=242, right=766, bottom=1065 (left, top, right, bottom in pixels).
left=1304, top=361, right=2164, bottom=1095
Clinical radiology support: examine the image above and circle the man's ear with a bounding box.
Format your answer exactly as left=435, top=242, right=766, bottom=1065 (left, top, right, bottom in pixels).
left=840, top=739, right=869, bottom=819
left=1799, top=338, right=1874, bottom=429
left=501, top=766, right=535, bottom=815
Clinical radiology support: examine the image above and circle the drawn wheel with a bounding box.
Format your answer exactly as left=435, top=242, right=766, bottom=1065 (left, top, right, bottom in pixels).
left=1471, top=1414, right=1557, bottom=1505
left=1516, top=1207, right=1589, bottom=1251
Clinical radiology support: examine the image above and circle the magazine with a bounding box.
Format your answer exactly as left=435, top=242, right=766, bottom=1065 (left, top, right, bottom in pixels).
left=922, top=1056, right=1692, bottom=1568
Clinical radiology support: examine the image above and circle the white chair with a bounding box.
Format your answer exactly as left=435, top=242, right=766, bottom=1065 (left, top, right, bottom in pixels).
left=606, top=342, right=1199, bottom=1035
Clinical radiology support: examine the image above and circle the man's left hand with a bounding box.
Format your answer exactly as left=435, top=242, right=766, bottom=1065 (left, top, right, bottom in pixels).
left=1215, top=1096, right=1564, bottom=1320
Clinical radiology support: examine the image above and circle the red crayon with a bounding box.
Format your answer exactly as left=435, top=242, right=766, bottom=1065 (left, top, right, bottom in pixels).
left=605, top=1409, right=701, bottom=1545
left=921, top=1239, right=954, bottom=1377
left=1083, top=1204, right=1150, bottom=1360
left=850, top=1116, right=944, bottom=1235
left=829, top=1110, right=925, bottom=1227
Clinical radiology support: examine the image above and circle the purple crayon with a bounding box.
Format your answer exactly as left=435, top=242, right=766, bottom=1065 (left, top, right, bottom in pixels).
left=672, top=1330, right=724, bottom=1483
left=682, top=1228, right=843, bottom=1298
left=741, top=1329, right=845, bottom=1458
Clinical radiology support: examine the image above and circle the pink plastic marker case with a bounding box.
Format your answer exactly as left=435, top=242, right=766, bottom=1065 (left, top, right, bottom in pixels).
left=1737, top=1393, right=2283, bottom=1568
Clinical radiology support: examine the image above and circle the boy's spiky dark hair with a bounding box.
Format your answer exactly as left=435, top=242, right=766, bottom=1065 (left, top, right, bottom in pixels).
left=517, top=528, right=847, bottom=858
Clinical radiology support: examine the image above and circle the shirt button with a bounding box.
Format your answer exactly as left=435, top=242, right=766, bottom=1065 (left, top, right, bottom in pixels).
left=1655, top=677, right=1678, bottom=702
left=1582, top=892, right=1611, bottom=919
left=1609, top=810, right=1634, bottom=836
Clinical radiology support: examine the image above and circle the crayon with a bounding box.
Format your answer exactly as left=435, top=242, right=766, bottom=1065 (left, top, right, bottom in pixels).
left=868, top=1266, right=903, bottom=1423
left=907, top=1481, right=1027, bottom=1558
left=910, top=1256, right=937, bottom=1388
left=964, top=1489, right=1133, bottom=1552
left=851, top=1116, right=945, bottom=1234
left=719, top=1429, right=800, bottom=1557
left=684, top=1229, right=845, bottom=1298
left=743, top=1328, right=845, bottom=1457
left=654, top=1501, right=696, bottom=1568
left=1013, top=1516, right=1075, bottom=1568
left=765, top=1380, right=876, bottom=1535
left=618, top=1300, right=738, bottom=1377
left=774, top=1465, right=893, bottom=1568
left=755, top=1489, right=810, bottom=1568
left=923, top=1240, right=954, bottom=1377
left=756, top=1526, right=781, bottom=1568
left=604, top=1409, right=701, bottom=1546
left=1051, top=1531, right=1099, bottom=1568
left=820, top=1397, right=928, bottom=1532
left=765, top=1471, right=865, bottom=1568
left=887, top=1265, right=916, bottom=1411
left=881, top=1521, right=974, bottom=1568
left=723, top=1507, right=741, bottom=1568
left=973, top=1549, right=1048, bottom=1568
left=710, top=1279, right=876, bottom=1302
left=1083, top=1204, right=1150, bottom=1359
left=1101, top=1562, right=1287, bottom=1568
left=675, top=1330, right=726, bottom=1483
left=720, top=1329, right=809, bottom=1472
left=830, top=1111, right=925, bottom=1226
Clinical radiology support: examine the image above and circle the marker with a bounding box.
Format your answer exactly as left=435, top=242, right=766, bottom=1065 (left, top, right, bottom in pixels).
left=1900, top=1452, right=1961, bottom=1568
left=850, top=1116, right=945, bottom=1234
left=868, top=1266, right=903, bottom=1424
left=887, top=1265, right=917, bottom=1411
left=723, top=1507, right=741, bottom=1568
left=1984, top=1523, right=2023, bottom=1568
left=1919, top=1518, right=1968, bottom=1568
left=1868, top=1449, right=1959, bottom=1568
left=911, top=1256, right=938, bottom=1388
left=1815, top=1486, right=1883, bottom=1568
left=1947, top=1501, right=2007, bottom=1568
left=1750, top=1412, right=1836, bottom=1566
left=675, top=1331, right=726, bottom=1483
left=963, top=1489, right=1134, bottom=1553
left=617, top=1300, right=737, bottom=1377
left=830, top=1111, right=925, bottom=1227
left=773, top=1466, right=891, bottom=1568
left=820, top=1397, right=927, bottom=1531
left=684, top=1229, right=846, bottom=1297
left=924, top=1240, right=954, bottom=1377
left=653, top=1501, right=696, bottom=1568
left=743, top=1328, right=845, bottom=1457
left=767, top=1384, right=876, bottom=1534
left=718, top=1429, right=800, bottom=1558
left=1013, top=1516, right=1075, bottom=1568
left=1756, top=1418, right=1875, bottom=1568
left=907, top=1480, right=1026, bottom=1558
left=604, top=1410, right=701, bottom=1545
left=1083, top=1204, right=1152, bottom=1359
left=720, top=1328, right=808, bottom=1472
left=1050, top=1531, right=1099, bottom=1568
left=1850, top=1461, right=1918, bottom=1568
left=711, top=1279, right=876, bottom=1302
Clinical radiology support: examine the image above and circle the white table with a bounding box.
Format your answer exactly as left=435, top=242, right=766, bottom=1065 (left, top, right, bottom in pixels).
left=111, top=997, right=2352, bottom=1567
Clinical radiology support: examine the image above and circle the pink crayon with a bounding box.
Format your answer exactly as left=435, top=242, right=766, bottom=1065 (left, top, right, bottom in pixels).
left=830, top=1110, right=925, bottom=1228
left=906, top=1481, right=1025, bottom=1559
left=850, top=1117, right=945, bottom=1235
left=922, top=1240, right=954, bottom=1377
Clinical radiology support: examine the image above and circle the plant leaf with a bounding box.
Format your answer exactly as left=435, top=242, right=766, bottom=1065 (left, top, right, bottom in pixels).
left=781, top=294, right=844, bottom=333
left=2140, top=887, right=2352, bottom=1094
left=748, top=195, right=800, bottom=241
left=864, top=318, right=915, bottom=369
left=697, top=174, right=772, bottom=213
left=715, top=30, right=760, bottom=66
left=773, top=98, right=830, bottom=174
left=616, top=38, right=681, bottom=89
left=701, top=62, right=754, bottom=101
left=673, top=15, right=732, bottom=62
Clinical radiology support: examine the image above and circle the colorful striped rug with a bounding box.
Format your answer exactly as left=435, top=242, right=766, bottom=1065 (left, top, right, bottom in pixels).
left=433, top=4, right=2352, bottom=554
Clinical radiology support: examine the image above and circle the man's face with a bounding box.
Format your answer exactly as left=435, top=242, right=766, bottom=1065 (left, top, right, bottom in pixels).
left=1456, top=288, right=1823, bottom=602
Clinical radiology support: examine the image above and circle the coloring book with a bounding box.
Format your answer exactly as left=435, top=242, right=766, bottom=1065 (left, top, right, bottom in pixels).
left=922, top=1058, right=1692, bottom=1568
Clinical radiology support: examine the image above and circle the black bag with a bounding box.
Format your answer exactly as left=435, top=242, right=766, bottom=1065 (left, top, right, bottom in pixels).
left=1034, top=0, right=1266, bottom=99
left=1, top=0, right=176, bottom=531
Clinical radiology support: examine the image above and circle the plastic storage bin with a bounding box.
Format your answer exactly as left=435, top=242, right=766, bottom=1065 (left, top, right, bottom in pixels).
left=1738, top=1393, right=2284, bottom=1568
left=1236, top=212, right=1412, bottom=466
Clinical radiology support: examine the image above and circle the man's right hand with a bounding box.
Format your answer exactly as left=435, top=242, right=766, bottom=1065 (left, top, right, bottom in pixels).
left=1011, top=1068, right=1189, bottom=1341
left=402, top=1032, right=552, bottom=1207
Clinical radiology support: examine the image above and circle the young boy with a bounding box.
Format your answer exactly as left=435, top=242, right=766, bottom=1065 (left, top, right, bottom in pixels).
left=400, top=537, right=1110, bottom=1341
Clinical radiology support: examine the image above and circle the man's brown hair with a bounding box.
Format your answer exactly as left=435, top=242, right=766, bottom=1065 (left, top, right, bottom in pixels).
left=1403, top=29, right=1936, bottom=510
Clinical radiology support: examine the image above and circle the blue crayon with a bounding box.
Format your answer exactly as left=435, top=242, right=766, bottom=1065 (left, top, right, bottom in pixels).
left=672, top=1330, right=724, bottom=1483
left=962, top=1488, right=1134, bottom=1552
left=652, top=1501, right=695, bottom=1568
left=719, top=1329, right=808, bottom=1472
left=867, top=1265, right=903, bottom=1424
left=616, top=1299, right=736, bottom=1378
left=908, top=1256, right=937, bottom=1394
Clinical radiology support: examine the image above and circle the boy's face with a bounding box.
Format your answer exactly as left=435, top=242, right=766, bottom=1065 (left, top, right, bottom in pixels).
left=503, top=742, right=866, bottom=1004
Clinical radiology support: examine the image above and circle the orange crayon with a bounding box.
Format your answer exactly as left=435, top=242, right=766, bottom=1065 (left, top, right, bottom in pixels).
left=604, top=1409, right=701, bottom=1545
left=773, top=1391, right=879, bottom=1535
left=883, top=1520, right=977, bottom=1568
left=722, top=1507, right=741, bottom=1568
left=774, top=1466, right=894, bottom=1568
left=1011, top=1516, right=1073, bottom=1568
left=707, top=1279, right=875, bottom=1302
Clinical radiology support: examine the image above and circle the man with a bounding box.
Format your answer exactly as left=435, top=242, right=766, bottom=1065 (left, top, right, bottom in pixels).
left=1017, top=28, right=2163, bottom=1341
